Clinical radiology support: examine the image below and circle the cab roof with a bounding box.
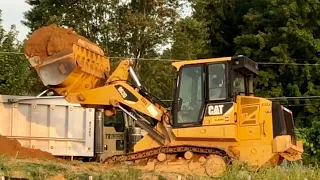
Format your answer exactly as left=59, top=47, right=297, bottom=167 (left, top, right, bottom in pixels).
left=171, top=57, right=232, bottom=71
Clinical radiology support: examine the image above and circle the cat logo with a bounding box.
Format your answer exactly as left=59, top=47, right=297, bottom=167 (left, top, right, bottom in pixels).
left=208, top=105, right=224, bottom=115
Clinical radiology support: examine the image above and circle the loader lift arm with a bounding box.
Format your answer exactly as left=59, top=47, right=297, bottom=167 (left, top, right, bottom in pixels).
left=62, top=58, right=170, bottom=146
left=23, top=25, right=171, bottom=146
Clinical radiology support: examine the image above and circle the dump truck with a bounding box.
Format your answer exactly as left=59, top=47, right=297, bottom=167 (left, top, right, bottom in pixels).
left=21, top=24, right=303, bottom=177
left=0, top=93, right=144, bottom=161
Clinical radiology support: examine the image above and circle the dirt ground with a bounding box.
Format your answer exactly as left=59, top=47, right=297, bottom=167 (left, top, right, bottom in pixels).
left=0, top=135, right=317, bottom=179
left=0, top=157, right=187, bottom=180
left=0, top=136, right=186, bottom=179
left=0, top=135, right=54, bottom=160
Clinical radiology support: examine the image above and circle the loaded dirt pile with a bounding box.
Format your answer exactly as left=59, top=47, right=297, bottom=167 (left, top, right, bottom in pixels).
left=0, top=135, right=55, bottom=160
left=24, top=24, right=104, bottom=61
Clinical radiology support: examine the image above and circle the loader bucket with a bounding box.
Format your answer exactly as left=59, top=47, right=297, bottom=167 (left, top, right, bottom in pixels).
left=26, top=43, right=110, bottom=86
left=24, top=24, right=110, bottom=87
left=27, top=49, right=75, bottom=86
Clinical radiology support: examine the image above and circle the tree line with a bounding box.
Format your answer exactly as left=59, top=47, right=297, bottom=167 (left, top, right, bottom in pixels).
left=1, top=0, right=320, bottom=164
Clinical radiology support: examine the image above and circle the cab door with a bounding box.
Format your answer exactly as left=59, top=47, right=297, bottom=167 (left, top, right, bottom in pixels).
left=173, top=64, right=205, bottom=127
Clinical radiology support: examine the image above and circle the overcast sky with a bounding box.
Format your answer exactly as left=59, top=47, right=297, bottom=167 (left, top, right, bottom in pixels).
left=0, top=0, right=31, bottom=41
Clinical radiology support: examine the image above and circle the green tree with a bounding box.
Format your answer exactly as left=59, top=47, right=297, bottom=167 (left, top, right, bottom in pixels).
left=226, top=0, right=320, bottom=164
left=189, top=0, right=252, bottom=57
left=163, top=16, right=211, bottom=60
left=0, top=10, right=44, bottom=95
left=23, top=0, right=179, bottom=58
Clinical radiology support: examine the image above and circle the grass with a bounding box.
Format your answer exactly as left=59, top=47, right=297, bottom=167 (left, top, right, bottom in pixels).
left=19, top=162, right=66, bottom=179
left=217, top=162, right=320, bottom=180
left=0, top=156, right=319, bottom=180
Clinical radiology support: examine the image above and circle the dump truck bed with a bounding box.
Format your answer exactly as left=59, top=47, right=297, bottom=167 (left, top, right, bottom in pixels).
left=0, top=95, right=95, bottom=157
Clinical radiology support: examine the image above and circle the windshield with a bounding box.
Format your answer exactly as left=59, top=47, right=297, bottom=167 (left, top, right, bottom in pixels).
left=104, top=112, right=125, bottom=132
left=208, top=64, right=226, bottom=100
left=175, top=65, right=204, bottom=125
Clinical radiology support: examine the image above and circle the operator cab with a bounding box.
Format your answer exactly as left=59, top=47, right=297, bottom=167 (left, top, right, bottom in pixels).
left=172, top=55, right=259, bottom=127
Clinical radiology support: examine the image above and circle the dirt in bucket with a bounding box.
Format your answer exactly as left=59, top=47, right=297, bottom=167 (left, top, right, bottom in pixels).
left=24, top=24, right=101, bottom=60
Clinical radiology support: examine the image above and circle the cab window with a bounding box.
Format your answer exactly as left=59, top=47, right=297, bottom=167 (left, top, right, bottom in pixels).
left=233, top=73, right=245, bottom=94
left=104, top=112, right=125, bottom=132
left=208, top=64, right=227, bottom=101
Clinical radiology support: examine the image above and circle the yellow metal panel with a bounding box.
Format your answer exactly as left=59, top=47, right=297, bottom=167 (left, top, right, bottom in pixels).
left=236, top=96, right=275, bottom=143
left=202, top=116, right=233, bottom=125
left=237, top=96, right=260, bottom=126
left=102, top=127, right=125, bottom=158
left=296, top=140, right=303, bottom=150
left=65, top=82, right=164, bottom=121
left=172, top=125, right=237, bottom=140
left=134, top=134, right=161, bottom=152
left=256, top=98, right=273, bottom=142
left=172, top=57, right=232, bottom=71
left=272, top=135, right=303, bottom=161
left=239, top=105, right=260, bottom=126
left=238, top=126, right=261, bottom=140
left=202, top=103, right=236, bottom=126
left=272, top=135, right=293, bottom=152
left=230, top=144, right=275, bottom=167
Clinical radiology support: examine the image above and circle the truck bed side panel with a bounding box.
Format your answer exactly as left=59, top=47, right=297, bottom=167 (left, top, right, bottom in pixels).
left=0, top=95, right=95, bottom=157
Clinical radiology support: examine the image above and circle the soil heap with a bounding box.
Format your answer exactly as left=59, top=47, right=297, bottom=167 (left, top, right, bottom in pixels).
left=24, top=24, right=104, bottom=61
left=0, top=135, right=55, bottom=160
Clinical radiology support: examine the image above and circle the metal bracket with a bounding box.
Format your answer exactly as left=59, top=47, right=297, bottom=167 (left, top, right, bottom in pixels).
left=7, top=96, right=64, bottom=103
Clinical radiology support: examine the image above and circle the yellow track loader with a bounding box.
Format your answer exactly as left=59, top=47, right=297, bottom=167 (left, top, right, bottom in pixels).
left=23, top=24, right=303, bottom=177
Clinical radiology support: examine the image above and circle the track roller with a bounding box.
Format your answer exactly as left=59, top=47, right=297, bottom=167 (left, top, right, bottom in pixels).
left=157, top=153, right=166, bottom=162
left=184, top=151, right=193, bottom=160
left=205, top=155, right=227, bottom=177
left=133, top=153, right=228, bottom=177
